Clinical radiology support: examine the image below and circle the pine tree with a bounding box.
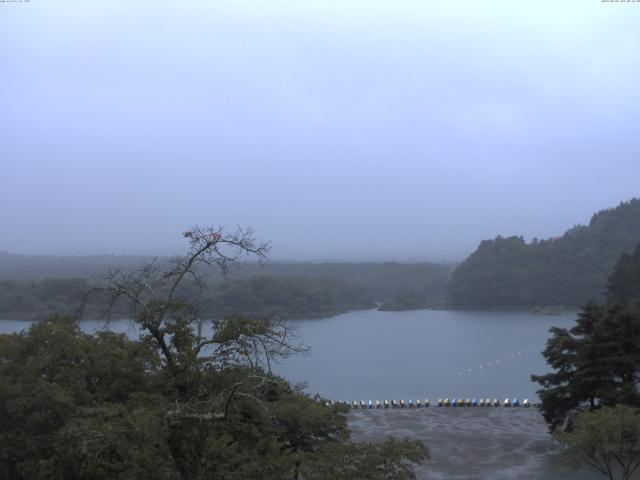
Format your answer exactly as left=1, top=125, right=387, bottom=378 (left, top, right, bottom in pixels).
left=533, top=245, right=640, bottom=431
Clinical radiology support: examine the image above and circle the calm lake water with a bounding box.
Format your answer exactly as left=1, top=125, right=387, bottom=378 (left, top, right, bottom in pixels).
left=0, top=309, right=576, bottom=401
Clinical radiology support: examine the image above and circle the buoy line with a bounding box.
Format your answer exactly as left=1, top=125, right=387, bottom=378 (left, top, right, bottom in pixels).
left=322, top=346, right=542, bottom=411
left=455, top=345, right=538, bottom=377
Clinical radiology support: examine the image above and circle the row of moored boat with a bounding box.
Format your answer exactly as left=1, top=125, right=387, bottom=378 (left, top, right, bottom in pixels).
left=330, top=398, right=533, bottom=409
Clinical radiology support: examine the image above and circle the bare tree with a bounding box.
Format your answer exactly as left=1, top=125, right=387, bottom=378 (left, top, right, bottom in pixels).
left=85, top=225, right=306, bottom=402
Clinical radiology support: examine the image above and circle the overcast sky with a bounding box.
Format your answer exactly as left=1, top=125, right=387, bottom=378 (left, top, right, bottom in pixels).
left=1, top=0, right=639, bottom=261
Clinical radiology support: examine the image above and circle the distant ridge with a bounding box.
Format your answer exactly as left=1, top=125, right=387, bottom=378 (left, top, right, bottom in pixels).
left=0, top=251, right=157, bottom=281
left=447, top=198, right=640, bottom=308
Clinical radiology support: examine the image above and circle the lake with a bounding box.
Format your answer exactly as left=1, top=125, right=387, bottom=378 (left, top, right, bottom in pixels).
left=0, top=308, right=575, bottom=402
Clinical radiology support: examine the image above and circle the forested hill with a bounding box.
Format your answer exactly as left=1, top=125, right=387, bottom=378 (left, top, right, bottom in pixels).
left=447, top=198, right=640, bottom=308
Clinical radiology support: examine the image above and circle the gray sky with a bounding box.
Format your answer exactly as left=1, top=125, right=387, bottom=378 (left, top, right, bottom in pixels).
left=1, top=0, right=639, bottom=261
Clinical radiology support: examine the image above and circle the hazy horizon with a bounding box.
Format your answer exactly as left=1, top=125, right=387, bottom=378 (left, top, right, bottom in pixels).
left=0, top=195, right=637, bottom=263
left=2, top=1, right=639, bottom=261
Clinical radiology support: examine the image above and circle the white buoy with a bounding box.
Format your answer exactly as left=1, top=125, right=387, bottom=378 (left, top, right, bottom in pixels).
left=437, top=398, right=443, bottom=406
left=384, top=400, right=390, bottom=408
left=504, top=398, right=510, bottom=407
left=523, top=399, right=530, bottom=408
left=376, top=400, right=381, bottom=409
left=493, top=398, right=500, bottom=407
left=425, top=399, right=430, bottom=407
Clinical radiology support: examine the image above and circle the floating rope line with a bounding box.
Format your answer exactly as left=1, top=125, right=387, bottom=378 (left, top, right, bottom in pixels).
left=455, top=346, right=538, bottom=377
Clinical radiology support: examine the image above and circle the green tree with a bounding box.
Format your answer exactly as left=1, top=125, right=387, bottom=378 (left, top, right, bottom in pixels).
left=1, top=226, right=428, bottom=479
left=301, top=438, right=429, bottom=480
left=448, top=198, right=640, bottom=308
left=532, top=303, right=616, bottom=430
left=532, top=246, right=640, bottom=431
left=555, top=405, right=640, bottom=480
left=0, top=315, right=167, bottom=480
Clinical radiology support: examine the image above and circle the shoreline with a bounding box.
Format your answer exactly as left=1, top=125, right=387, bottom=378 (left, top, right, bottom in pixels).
left=0, top=305, right=578, bottom=323
left=348, top=408, right=599, bottom=480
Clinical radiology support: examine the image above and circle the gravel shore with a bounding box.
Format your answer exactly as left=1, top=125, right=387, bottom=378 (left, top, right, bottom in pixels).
left=349, top=408, right=605, bottom=480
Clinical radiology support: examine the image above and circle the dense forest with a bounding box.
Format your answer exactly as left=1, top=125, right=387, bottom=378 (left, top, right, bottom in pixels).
left=0, top=276, right=375, bottom=321
left=0, top=253, right=453, bottom=320
left=447, top=198, right=640, bottom=308
left=204, top=276, right=374, bottom=319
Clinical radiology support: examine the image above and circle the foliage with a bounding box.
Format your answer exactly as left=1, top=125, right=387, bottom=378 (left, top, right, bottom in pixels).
left=607, top=245, right=640, bottom=310
left=378, top=290, right=445, bottom=311
left=448, top=198, right=640, bottom=308
left=204, top=275, right=375, bottom=319
left=532, top=244, right=640, bottom=431
left=0, top=278, right=90, bottom=320
left=554, top=405, right=640, bottom=480
left=0, top=315, right=169, bottom=480
left=0, top=226, right=428, bottom=479
left=301, top=437, right=429, bottom=480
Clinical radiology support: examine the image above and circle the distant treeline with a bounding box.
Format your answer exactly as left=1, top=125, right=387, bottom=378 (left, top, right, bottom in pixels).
left=447, top=198, right=640, bottom=308
left=0, top=276, right=375, bottom=321
left=233, top=262, right=455, bottom=307
left=0, top=269, right=454, bottom=321
left=0, top=252, right=155, bottom=281
left=203, top=276, right=375, bottom=319
left=0, top=252, right=455, bottom=319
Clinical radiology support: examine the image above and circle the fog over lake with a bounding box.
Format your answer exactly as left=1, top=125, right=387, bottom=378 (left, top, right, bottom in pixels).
left=0, top=309, right=574, bottom=402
